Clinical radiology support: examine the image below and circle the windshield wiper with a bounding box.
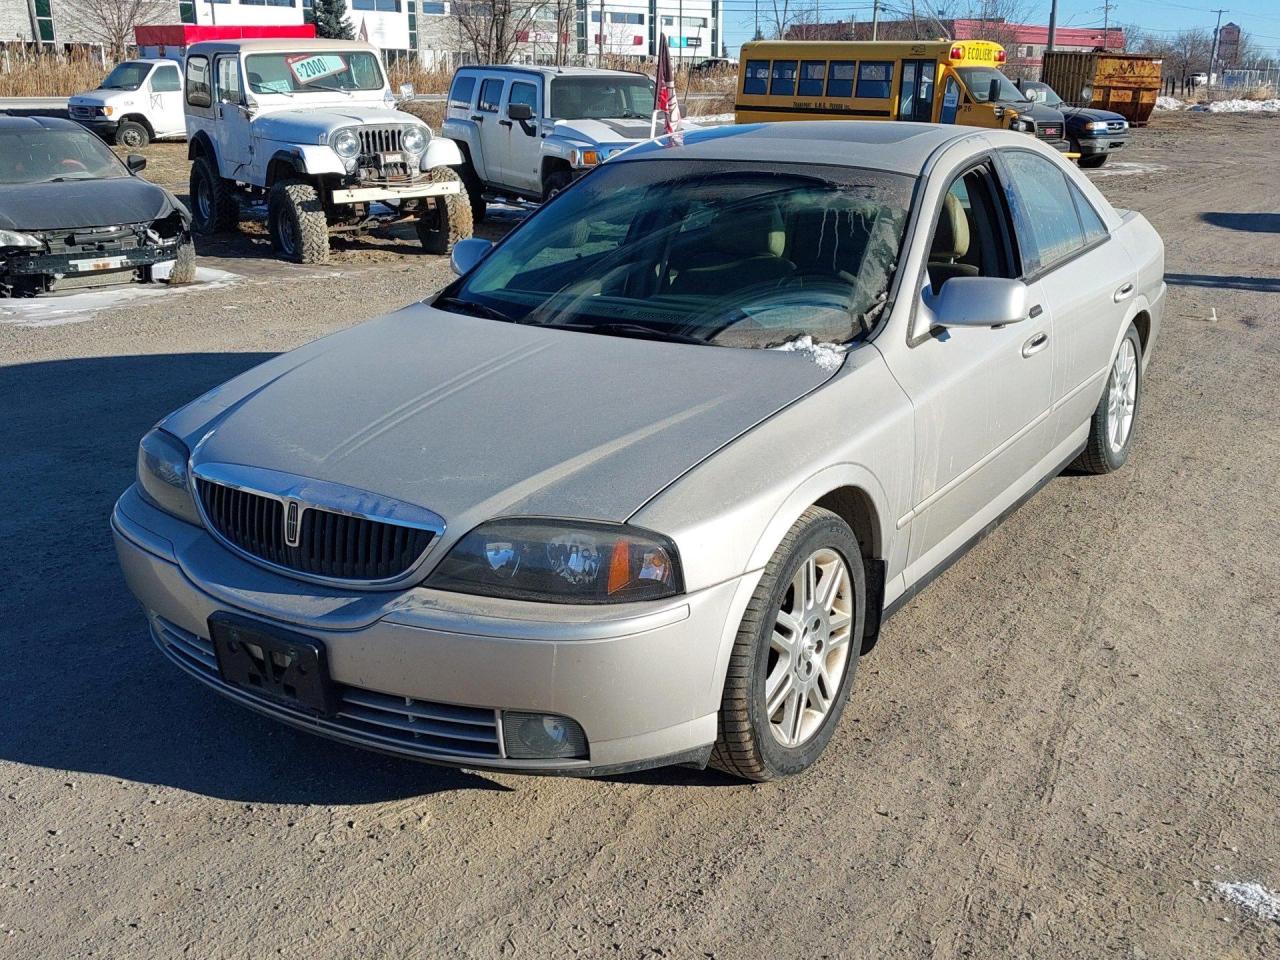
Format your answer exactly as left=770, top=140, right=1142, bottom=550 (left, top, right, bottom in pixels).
left=541, top=321, right=705, bottom=345
left=434, top=296, right=516, bottom=324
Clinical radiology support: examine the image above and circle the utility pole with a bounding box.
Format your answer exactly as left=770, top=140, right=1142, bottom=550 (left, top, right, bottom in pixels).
left=1208, top=8, right=1228, bottom=98
left=1102, top=0, right=1113, bottom=48
left=871, top=0, right=879, bottom=41
left=597, top=0, right=604, bottom=67
left=1046, top=0, right=1057, bottom=53
left=753, top=0, right=759, bottom=42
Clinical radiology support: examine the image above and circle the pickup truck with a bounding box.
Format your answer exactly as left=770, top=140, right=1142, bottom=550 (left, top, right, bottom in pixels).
left=1015, top=78, right=1130, bottom=168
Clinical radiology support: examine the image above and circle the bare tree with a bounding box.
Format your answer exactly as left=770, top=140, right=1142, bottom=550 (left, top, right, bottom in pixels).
left=452, top=0, right=540, bottom=65
left=764, top=0, right=820, bottom=41
left=1134, top=27, right=1211, bottom=81
left=72, top=0, right=171, bottom=60
left=545, top=0, right=576, bottom=65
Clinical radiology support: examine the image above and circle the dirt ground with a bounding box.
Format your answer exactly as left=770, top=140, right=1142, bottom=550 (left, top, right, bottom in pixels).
left=2, top=112, right=1278, bottom=959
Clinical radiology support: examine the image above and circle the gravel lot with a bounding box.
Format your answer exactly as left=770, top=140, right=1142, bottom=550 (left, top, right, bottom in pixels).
left=2, top=112, right=1278, bottom=958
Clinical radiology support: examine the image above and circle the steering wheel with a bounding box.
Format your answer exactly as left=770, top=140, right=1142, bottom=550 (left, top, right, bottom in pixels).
left=60, top=158, right=88, bottom=172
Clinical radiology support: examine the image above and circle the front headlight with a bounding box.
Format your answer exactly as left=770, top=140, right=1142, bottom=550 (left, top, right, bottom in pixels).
left=332, top=128, right=361, bottom=160
left=1085, top=121, right=1109, bottom=132
left=0, top=229, right=41, bottom=249
left=401, top=125, right=427, bottom=156
left=425, top=519, right=683, bottom=603
left=136, top=428, right=202, bottom=526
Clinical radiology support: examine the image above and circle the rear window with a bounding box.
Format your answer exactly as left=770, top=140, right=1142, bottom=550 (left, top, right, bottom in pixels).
left=857, top=61, right=893, bottom=98
left=770, top=60, right=797, bottom=96
left=449, top=74, right=476, bottom=109
left=827, top=61, right=855, bottom=97
left=743, top=59, right=769, bottom=95
left=798, top=61, right=825, bottom=97
left=185, top=55, right=211, bottom=108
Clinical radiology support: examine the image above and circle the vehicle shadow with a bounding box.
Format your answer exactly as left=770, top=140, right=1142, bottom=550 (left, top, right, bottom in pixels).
left=0, top=353, right=506, bottom=803
left=1198, top=212, right=1280, bottom=234
left=1165, top=272, right=1280, bottom=293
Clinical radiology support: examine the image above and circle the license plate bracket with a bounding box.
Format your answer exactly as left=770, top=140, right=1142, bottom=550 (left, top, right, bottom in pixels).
left=209, top=613, right=338, bottom=716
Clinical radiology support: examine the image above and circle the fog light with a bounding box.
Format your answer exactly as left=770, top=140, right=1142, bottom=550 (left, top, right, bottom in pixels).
left=502, top=711, right=588, bottom=760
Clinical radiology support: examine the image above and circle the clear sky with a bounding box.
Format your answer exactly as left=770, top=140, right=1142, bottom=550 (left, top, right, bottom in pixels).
left=710, top=0, right=1280, bottom=59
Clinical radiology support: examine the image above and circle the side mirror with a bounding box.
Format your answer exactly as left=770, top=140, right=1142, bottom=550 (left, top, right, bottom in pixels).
left=988, top=78, right=1003, bottom=103
left=928, top=276, right=1029, bottom=329
left=127, top=154, right=147, bottom=173
left=507, top=102, right=533, bottom=122
left=398, top=82, right=415, bottom=101
left=450, top=237, right=493, bottom=276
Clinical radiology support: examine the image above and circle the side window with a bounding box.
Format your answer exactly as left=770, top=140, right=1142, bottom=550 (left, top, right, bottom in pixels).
left=927, top=164, right=1013, bottom=294
left=940, top=77, right=960, bottom=123
left=742, top=59, right=769, bottom=95
left=151, top=65, right=181, bottom=93
left=856, top=61, right=893, bottom=98
left=797, top=60, right=825, bottom=97
left=770, top=60, right=797, bottom=96
left=478, top=78, right=503, bottom=113
left=185, top=56, right=211, bottom=108
left=508, top=81, right=538, bottom=114
left=449, top=74, right=476, bottom=109
left=826, top=60, right=855, bottom=97
left=215, top=56, right=242, bottom=105
left=1068, top=180, right=1109, bottom=244
left=1001, top=151, right=1088, bottom=275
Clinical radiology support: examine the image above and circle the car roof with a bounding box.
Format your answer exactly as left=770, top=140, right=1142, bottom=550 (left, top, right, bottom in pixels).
left=187, top=38, right=380, bottom=55
left=617, top=121, right=984, bottom=176
left=457, top=64, right=646, bottom=80
left=0, top=115, right=84, bottom=133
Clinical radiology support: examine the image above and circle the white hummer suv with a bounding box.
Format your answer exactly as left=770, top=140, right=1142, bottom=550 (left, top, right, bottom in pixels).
left=442, top=66, right=658, bottom=221
left=183, top=39, right=471, bottom=263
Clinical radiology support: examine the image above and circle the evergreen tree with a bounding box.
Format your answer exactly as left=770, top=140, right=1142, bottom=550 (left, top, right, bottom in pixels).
left=312, top=0, right=355, bottom=40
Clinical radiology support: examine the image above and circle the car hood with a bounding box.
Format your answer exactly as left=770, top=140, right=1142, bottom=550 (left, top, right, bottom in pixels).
left=167, top=305, right=835, bottom=532
left=251, top=106, right=424, bottom=143
left=1063, top=105, right=1128, bottom=123
left=0, top=176, right=187, bottom=232
left=549, top=117, right=654, bottom=145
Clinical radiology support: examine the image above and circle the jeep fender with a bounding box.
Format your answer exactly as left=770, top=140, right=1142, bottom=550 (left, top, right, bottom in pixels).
left=265, top=149, right=305, bottom=186
left=188, top=130, right=216, bottom=163
left=422, top=137, right=463, bottom=170
left=280, top=143, right=347, bottom=177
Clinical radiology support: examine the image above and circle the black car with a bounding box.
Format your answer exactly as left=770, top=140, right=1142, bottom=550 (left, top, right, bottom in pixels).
left=0, top=116, right=194, bottom=297
left=1015, top=79, right=1130, bottom=168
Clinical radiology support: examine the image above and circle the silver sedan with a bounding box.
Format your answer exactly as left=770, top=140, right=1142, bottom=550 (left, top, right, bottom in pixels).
left=113, top=122, right=1165, bottom=781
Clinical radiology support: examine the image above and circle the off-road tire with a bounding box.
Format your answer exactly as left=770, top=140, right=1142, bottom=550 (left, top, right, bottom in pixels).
left=1073, top=323, right=1143, bottom=474
left=543, top=168, right=572, bottom=202
left=459, top=159, right=487, bottom=223
left=1079, top=153, right=1109, bottom=169
left=188, top=156, right=239, bottom=235
left=710, top=507, right=865, bottom=782
left=416, top=167, right=474, bottom=255
left=115, top=120, right=150, bottom=149
left=166, top=237, right=197, bottom=285
left=267, top=179, right=329, bottom=265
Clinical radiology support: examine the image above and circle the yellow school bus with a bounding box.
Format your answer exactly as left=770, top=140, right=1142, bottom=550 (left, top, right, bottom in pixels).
left=735, top=40, right=1070, bottom=150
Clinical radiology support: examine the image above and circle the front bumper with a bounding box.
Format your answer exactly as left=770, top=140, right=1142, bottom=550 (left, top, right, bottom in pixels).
left=2, top=237, right=183, bottom=279
left=72, top=117, right=119, bottom=140
left=330, top=179, right=463, bottom=204
left=1076, top=134, right=1129, bottom=155
left=111, top=485, right=744, bottom=775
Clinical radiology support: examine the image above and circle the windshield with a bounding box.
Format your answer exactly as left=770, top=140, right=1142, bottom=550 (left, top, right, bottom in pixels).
left=444, top=160, right=913, bottom=349
left=549, top=76, right=656, bottom=120
left=957, top=67, right=1029, bottom=104
left=1021, top=81, right=1063, bottom=106
left=100, top=61, right=151, bottom=91
left=245, top=51, right=384, bottom=95
left=0, top=127, right=128, bottom=184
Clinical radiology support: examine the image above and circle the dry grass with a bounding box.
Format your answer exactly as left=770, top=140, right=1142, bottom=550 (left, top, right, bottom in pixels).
left=0, top=45, right=106, bottom=98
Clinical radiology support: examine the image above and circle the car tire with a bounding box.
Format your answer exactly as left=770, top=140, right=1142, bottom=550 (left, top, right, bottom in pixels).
left=459, top=160, right=487, bottom=223
left=166, top=237, right=197, bottom=285
left=1079, top=154, right=1109, bottom=169
left=710, top=506, right=865, bottom=782
left=189, top=156, right=239, bottom=236
left=1073, top=323, right=1142, bottom=474
left=543, top=169, right=572, bottom=202
left=267, top=179, right=329, bottom=265
left=114, top=120, right=150, bottom=149
left=416, top=167, right=474, bottom=255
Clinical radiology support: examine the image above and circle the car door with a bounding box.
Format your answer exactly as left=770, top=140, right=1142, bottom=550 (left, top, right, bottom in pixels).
left=501, top=79, right=542, bottom=195
left=213, top=54, right=251, bottom=178
left=882, top=158, right=1055, bottom=588
left=897, top=59, right=936, bottom=122
left=147, top=62, right=184, bottom=138
left=995, top=149, right=1136, bottom=447
left=473, top=75, right=507, bottom=186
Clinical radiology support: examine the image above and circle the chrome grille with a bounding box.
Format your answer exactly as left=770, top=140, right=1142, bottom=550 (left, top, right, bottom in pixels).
left=357, top=125, right=405, bottom=156
left=1106, top=120, right=1126, bottom=133
left=151, top=615, right=503, bottom=759
left=195, top=478, right=436, bottom=582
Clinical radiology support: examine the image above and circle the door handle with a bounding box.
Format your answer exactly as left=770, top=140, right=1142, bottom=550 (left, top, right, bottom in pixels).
left=1114, top=282, right=1135, bottom=302
left=470, top=115, right=484, bottom=122
left=499, top=119, right=512, bottom=128
left=1022, top=331, right=1050, bottom=358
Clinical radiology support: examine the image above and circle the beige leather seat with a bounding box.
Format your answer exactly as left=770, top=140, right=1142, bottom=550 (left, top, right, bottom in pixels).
left=669, top=205, right=795, bottom=297
left=928, top=193, right=980, bottom=292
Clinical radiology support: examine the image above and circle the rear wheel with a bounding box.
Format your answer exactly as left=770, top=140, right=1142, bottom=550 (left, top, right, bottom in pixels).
left=188, top=156, right=239, bottom=235
left=268, top=179, right=329, bottom=265
left=114, top=120, right=150, bottom=149
left=710, top=507, right=865, bottom=781
left=1079, top=153, right=1109, bottom=169
left=1073, top=323, right=1142, bottom=474
left=416, top=167, right=474, bottom=255
left=458, top=159, right=487, bottom=223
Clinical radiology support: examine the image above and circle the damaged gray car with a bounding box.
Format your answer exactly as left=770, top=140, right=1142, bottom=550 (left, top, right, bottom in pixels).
left=0, top=116, right=194, bottom=297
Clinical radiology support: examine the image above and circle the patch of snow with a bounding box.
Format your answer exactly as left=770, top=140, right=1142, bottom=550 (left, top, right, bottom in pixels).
left=1214, top=881, right=1280, bottom=923
left=0, top=266, right=239, bottom=329
left=771, top=335, right=848, bottom=372
left=686, top=112, right=735, bottom=125
left=1155, top=96, right=1187, bottom=110
left=1191, top=98, right=1280, bottom=113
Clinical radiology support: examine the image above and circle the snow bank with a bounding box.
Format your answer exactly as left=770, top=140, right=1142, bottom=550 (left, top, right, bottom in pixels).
left=1214, top=881, right=1280, bottom=923
left=1155, top=96, right=1187, bottom=110
left=1192, top=98, right=1280, bottom=112
left=0, top=266, right=239, bottom=329
left=772, top=335, right=848, bottom=371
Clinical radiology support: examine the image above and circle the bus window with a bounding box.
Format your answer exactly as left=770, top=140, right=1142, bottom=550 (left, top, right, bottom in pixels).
left=898, top=59, right=936, bottom=121
left=857, top=61, right=893, bottom=98
left=770, top=60, right=798, bottom=96
left=798, top=61, right=826, bottom=97
left=827, top=61, right=855, bottom=98
left=940, top=77, right=961, bottom=123
left=743, top=60, right=769, bottom=95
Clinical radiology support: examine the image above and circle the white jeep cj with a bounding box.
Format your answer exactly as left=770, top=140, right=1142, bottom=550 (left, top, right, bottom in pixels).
left=183, top=38, right=471, bottom=263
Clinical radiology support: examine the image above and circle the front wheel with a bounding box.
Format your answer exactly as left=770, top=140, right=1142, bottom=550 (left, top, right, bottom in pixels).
left=416, top=167, right=474, bottom=255
left=114, top=120, right=149, bottom=149
left=1073, top=323, right=1142, bottom=474
left=710, top=507, right=865, bottom=782
left=267, top=179, right=329, bottom=265
left=1079, top=153, right=1109, bottom=169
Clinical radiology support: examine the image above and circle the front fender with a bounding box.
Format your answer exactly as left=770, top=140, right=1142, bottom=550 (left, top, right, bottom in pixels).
left=283, top=142, right=346, bottom=176
left=422, top=137, right=463, bottom=169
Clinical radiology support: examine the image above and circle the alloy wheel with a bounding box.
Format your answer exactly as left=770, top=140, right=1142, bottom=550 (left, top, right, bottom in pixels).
left=766, top=547, right=854, bottom=748
left=1107, top=338, right=1137, bottom=452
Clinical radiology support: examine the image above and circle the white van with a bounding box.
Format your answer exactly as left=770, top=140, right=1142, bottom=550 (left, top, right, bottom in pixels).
left=69, top=59, right=186, bottom=148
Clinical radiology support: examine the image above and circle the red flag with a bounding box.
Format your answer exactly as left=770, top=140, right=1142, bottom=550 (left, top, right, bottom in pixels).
left=654, top=34, right=682, bottom=139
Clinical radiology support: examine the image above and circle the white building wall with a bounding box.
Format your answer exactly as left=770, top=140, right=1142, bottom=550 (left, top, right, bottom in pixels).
left=186, top=0, right=305, bottom=27
left=582, top=0, right=722, bottom=63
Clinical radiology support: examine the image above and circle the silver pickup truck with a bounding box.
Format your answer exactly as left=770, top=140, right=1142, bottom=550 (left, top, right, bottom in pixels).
left=441, top=65, right=658, bottom=221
